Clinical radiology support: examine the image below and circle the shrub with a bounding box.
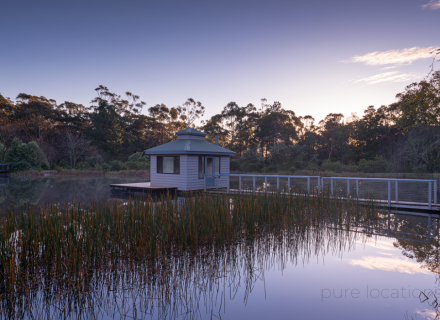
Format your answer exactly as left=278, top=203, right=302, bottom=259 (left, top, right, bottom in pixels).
left=127, top=152, right=143, bottom=162
left=5, top=138, right=48, bottom=171
left=320, top=160, right=345, bottom=173
left=230, top=159, right=240, bottom=171
left=100, top=163, right=110, bottom=171
left=110, top=160, right=124, bottom=171
left=357, top=155, right=389, bottom=173
left=85, top=155, right=104, bottom=167
left=58, top=159, right=69, bottom=168
left=239, top=146, right=264, bottom=172
left=126, top=161, right=139, bottom=170
left=137, top=161, right=149, bottom=170
left=76, top=161, right=91, bottom=170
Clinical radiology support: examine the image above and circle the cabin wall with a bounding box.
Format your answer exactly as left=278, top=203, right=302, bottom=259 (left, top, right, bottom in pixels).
left=151, top=155, right=230, bottom=191
left=216, top=156, right=230, bottom=189
left=185, top=155, right=230, bottom=190
left=150, top=155, right=188, bottom=190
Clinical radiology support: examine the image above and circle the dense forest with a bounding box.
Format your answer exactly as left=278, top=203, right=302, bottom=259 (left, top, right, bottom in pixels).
left=1, top=71, right=440, bottom=173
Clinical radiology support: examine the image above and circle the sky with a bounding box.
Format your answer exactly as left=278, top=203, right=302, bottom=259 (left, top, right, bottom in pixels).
left=0, top=0, right=439, bottom=123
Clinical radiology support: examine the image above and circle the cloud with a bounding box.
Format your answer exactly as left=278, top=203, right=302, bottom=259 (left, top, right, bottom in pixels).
left=353, top=71, right=423, bottom=85
left=343, top=46, right=438, bottom=66
left=348, top=256, right=431, bottom=274
left=422, top=0, right=440, bottom=10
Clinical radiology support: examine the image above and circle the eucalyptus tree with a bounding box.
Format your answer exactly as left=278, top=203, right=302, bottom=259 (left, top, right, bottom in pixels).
left=178, top=98, right=205, bottom=128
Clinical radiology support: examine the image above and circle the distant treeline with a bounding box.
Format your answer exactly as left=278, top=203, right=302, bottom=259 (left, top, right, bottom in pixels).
left=1, top=72, right=440, bottom=173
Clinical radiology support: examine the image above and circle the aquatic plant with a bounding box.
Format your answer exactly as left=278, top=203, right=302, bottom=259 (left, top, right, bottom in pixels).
left=0, top=191, right=381, bottom=319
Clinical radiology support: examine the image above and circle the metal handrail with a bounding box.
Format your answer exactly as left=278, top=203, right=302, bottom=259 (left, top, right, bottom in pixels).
left=321, top=177, right=437, bottom=209
left=204, top=173, right=321, bottom=194
left=321, top=177, right=437, bottom=182
left=203, top=174, right=438, bottom=210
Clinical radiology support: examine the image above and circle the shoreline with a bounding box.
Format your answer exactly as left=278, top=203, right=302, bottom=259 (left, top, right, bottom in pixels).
left=9, top=169, right=151, bottom=179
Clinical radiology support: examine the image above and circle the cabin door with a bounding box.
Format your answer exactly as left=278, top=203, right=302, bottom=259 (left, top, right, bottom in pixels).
left=205, top=156, right=215, bottom=187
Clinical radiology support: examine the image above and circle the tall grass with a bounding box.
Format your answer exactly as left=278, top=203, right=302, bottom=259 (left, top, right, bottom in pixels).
left=0, top=191, right=381, bottom=319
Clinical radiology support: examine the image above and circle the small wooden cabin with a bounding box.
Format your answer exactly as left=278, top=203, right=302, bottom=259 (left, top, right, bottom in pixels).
left=144, top=128, right=234, bottom=191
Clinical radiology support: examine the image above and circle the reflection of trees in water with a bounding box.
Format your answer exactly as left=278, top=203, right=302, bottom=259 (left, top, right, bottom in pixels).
left=393, top=214, right=439, bottom=274
left=0, top=176, right=146, bottom=213
left=1, top=178, right=50, bottom=208
left=392, top=213, right=440, bottom=318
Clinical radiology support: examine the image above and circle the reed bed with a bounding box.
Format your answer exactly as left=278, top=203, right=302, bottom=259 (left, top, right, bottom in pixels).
left=0, top=191, right=382, bottom=319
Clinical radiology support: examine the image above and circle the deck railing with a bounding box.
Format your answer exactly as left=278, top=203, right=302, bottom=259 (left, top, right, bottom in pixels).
left=205, top=174, right=321, bottom=194
left=205, top=174, right=438, bottom=210
left=321, top=177, right=437, bottom=210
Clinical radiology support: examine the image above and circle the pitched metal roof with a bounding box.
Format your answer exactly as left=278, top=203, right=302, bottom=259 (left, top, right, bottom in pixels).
left=144, top=139, right=234, bottom=155
left=175, top=128, right=206, bottom=136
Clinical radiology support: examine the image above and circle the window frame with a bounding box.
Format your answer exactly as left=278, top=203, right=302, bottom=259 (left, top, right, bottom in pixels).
left=199, top=156, right=220, bottom=179
left=157, top=156, right=180, bottom=174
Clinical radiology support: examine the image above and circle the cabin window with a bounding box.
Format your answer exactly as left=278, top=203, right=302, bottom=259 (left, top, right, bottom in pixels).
left=198, top=156, right=205, bottom=179
left=157, top=156, right=180, bottom=174
left=198, top=156, right=220, bottom=179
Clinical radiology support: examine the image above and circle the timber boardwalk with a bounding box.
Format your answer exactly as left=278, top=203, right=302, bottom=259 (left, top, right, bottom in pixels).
left=110, top=182, right=177, bottom=195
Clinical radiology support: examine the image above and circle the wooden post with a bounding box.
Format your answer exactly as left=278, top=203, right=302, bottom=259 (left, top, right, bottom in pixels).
left=317, top=177, right=320, bottom=194
left=356, top=179, right=359, bottom=198
left=288, top=177, right=290, bottom=194
left=429, top=181, right=432, bottom=210
left=239, top=176, right=242, bottom=191
left=265, top=176, right=267, bottom=191
left=307, top=177, right=310, bottom=194
left=253, top=176, right=256, bottom=193
left=428, top=214, right=432, bottom=242
left=331, top=179, right=334, bottom=197
left=347, top=179, right=350, bottom=199
left=388, top=180, right=391, bottom=207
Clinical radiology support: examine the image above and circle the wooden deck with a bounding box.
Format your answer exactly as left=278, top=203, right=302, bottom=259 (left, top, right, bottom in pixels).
left=110, top=182, right=177, bottom=194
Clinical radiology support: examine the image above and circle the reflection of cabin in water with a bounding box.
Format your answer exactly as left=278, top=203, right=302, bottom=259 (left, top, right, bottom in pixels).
left=0, top=164, right=10, bottom=174
left=144, top=128, right=234, bottom=191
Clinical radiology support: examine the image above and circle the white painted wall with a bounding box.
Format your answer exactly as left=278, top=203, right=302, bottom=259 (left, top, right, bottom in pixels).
left=216, top=156, right=230, bottom=189
left=151, top=155, right=230, bottom=191
left=150, top=155, right=188, bottom=190
left=185, top=156, right=230, bottom=190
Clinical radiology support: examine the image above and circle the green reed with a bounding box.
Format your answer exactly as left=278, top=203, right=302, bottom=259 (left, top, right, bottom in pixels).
left=0, top=191, right=380, bottom=318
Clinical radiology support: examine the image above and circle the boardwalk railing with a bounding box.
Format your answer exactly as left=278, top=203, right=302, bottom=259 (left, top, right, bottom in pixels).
left=205, top=174, right=438, bottom=210
left=205, top=174, right=321, bottom=194
left=321, top=177, right=437, bottom=210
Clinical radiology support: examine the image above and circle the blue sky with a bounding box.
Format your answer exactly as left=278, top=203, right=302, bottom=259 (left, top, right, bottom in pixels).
left=1, top=0, right=439, bottom=122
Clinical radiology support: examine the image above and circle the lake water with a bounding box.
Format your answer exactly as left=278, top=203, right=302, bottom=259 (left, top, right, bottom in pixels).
left=0, top=176, right=439, bottom=319
left=0, top=175, right=148, bottom=213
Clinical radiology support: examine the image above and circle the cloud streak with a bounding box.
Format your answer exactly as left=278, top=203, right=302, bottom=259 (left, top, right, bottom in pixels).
left=354, top=71, right=422, bottom=85
left=348, top=256, right=430, bottom=274
left=344, top=46, right=437, bottom=66
left=422, top=0, right=440, bottom=10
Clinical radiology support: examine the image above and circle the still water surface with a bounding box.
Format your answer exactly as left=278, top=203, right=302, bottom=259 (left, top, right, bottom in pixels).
left=0, top=176, right=439, bottom=319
